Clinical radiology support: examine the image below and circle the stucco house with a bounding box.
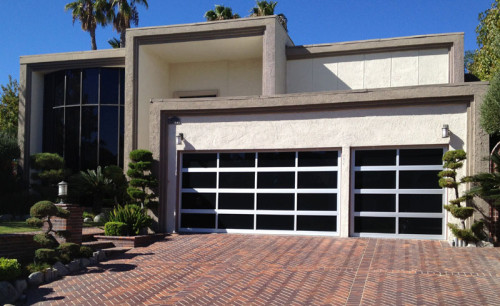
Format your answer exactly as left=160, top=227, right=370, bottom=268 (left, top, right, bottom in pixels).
left=18, top=16, right=490, bottom=241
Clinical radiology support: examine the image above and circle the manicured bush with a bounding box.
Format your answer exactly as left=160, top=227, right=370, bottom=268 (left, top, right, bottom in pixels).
left=57, top=243, right=81, bottom=264
left=30, top=152, right=67, bottom=201
left=82, top=211, right=95, bottom=220
left=127, top=149, right=158, bottom=208
left=104, top=221, right=128, bottom=236
left=0, top=258, right=22, bottom=281
left=108, top=204, right=152, bottom=235
left=35, top=248, right=58, bottom=265
left=33, top=233, right=59, bottom=249
left=79, top=246, right=94, bottom=258
left=26, top=262, right=50, bottom=274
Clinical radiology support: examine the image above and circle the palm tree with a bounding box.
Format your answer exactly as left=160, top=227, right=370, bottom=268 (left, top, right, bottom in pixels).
left=109, top=0, right=149, bottom=48
left=250, top=1, right=277, bottom=16
left=108, top=37, right=121, bottom=48
left=65, top=0, right=109, bottom=50
left=204, top=5, right=240, bottom=21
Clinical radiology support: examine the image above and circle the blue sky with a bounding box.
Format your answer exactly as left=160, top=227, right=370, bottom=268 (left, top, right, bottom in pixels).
left=0, top=0, right=494, bottom=87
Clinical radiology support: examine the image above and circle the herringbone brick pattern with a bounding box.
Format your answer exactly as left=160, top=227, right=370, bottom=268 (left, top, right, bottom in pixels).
left=26, top=234, right=500, bottom=305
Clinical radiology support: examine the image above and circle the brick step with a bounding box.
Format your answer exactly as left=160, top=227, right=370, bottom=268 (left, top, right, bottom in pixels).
left=82, top=233, right=97, bottom=242
left=82, top=241, right=116, bottom=251
left=103, top=247, right=131, bottom=258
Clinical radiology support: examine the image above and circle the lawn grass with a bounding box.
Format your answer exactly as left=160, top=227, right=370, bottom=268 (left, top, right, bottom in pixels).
left=0, top=221, right=40, bottom=234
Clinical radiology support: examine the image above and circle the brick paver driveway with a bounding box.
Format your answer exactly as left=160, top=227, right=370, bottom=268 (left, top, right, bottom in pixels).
left=27, top=234, right=500, bottom=305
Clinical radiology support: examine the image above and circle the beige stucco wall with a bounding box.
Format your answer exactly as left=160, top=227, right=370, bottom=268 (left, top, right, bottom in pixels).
left=286, top=49, right=449, bottom=93
left=169, top=59, right=262, bottom=97
left=30, top=72, right=44, bottom=155
left=162, top=103, right=467, bottom=235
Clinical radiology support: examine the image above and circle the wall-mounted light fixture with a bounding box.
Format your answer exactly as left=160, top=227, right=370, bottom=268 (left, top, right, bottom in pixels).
left=442, top=124, right=450, bottom=138
left=176, top=133, right=184, bottom=145
left=58, top=181, right=68, bottom=204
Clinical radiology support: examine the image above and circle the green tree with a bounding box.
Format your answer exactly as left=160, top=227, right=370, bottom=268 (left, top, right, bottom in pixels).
left=204, top=5, right=240, bottom=21
left=469, top=0, right=500, bottom=80
left=250, top=1, right=277, bottom=16
left=65, top=0, right=110, bottom=50
left=109, top=0, right=149, bottom=48
left=480, top=70, right=500, bottom=135
left=126, top=149, right=158, bottom=208
left=0, top=76, right=19, bottom=137
left=108, top=37, right=121, bottom=48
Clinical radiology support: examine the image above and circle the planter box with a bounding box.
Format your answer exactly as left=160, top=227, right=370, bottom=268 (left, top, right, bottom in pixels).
left=94, top=234, right=164, bottom=248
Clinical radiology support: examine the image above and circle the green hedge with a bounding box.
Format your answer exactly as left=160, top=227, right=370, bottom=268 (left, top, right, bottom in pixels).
left=105, top=221, right=128, bottom=236
left=34, top=248, right=58, bottom=265
left=0, top=258, right=22, bottom=281
left=57, top=243, right=81, bottom=264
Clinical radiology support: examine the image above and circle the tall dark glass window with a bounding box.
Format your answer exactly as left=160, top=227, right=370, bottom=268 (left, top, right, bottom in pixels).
left=43, top=68, right=125, bottom=171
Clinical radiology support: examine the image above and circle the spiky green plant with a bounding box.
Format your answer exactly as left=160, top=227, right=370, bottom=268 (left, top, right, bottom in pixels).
left=107, top=204, right=152, bottom=235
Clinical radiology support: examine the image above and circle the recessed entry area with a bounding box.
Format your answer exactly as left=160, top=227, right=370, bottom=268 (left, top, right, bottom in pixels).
left=178, top=150, right=340, bottom=235
left=351, top=148, right=445, bottom=239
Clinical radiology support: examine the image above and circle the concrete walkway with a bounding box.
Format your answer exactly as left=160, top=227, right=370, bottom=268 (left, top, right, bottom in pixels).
left=26, top=234, right=500, bottom=305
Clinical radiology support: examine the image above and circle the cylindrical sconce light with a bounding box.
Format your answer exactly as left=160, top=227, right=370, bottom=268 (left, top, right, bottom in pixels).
left=442, top=124, right=450, bottom=138
left=58, top=181, right=68, bottom=203
left=176, top=133, right=184, bottom=145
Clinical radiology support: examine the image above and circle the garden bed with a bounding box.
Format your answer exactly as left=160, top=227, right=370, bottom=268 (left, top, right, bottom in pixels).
left=94, top=234, right=165, bottom=248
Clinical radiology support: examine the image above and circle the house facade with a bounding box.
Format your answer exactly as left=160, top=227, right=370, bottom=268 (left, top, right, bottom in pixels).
left=19, top=16, right=489, bottom=241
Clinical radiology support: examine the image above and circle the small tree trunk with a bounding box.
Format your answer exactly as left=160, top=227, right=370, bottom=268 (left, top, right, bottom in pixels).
left=120, top=30, right=126, bottom=48
left=90, top=29, right=97, bottom=50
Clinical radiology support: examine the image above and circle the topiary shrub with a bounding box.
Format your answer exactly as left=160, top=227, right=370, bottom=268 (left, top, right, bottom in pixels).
left=0, top=258, right=22, bottom=281
left=30, top=152, right=68, bottom=202
left=127, top=149, right=158, bottom=209
left=79, top=246, right=93, bottom=258
left=107, top=204, right=152, bottom=235
left=33, top=233, right=59, bottom=249
left=57, top=243, right=81, bottom=264
left=26, top=262, right=50, bottom=274
left=34, top=248, right=58, bottom=265
left=105, top=221, right=128, bottom=236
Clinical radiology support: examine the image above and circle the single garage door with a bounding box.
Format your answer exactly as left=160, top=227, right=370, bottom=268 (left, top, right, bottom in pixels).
left=351, top=148, right=445, bottom=239
left=179, top=150, right=340, bottom=235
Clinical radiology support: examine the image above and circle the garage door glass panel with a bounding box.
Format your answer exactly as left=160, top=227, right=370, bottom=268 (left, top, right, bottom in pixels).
left=298, top=151, right=338, bottom=166
left=297, top=216, right=337, bottom=231
left=355, top=150, right=396, bottom=166
left=257, top=215, right=294, bottom=230
left=354, top=194, right=395, bottom=212
left=182, top=153, right=217, bottom=168
left=298, top=171, right=337, bottom=189
left=297, top=194, right=337, bottom=211
left=258, top=152, right=295, bottom=167
left=399, top=171, right=441, bottom=189
left=181, top=193, right=216, bottom=209
left=180, top=150, right=339, bottom=235
left=218, top=193, right=254, bottom=210
left=399, top=149, right=443, bottom=165
left=257, top=194, right=294, bottom=210
left=219, top=172, right=255, bottom=188
left=182, top=173, right=216, bottom=188
left=399, top=218, right=442, bottom=235
left=220, top=153, right=255, bottom=167
left=399, top=194, right=442, bottom=213
left=218, top=214, right=254, bottom=229
left=181, top=213, right=215, bottom=229
left=257, top=172, right=295, bottom=188
left=354, top=217, right=395, bottom=233
left=355, top=171, right=396, bottom=189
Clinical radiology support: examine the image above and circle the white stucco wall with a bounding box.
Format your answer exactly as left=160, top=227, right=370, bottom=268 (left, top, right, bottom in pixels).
left=30, top=72, right=44, bottom=154
left=164, top=103, right=468, bottom=236
left=137, top=48, right=170, bottom=149
left=169, top=59, right=262, bottom=97
left=286, top=49, right=449, bottom=93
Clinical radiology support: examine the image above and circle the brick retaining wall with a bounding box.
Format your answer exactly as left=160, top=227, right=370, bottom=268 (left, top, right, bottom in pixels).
left=0, top=233, right=38, bottom=262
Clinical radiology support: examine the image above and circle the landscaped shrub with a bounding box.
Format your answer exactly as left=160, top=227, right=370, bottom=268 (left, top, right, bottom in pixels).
left=0, top=258, right=22, bottom=281
left=104, top=221, right=128, bottom=236
left=107, top=204, right=152, bottom=235
left=30, top=152, right=68, bottom=202
left=33, top=233, right=59, bottom=249
left=57, top=243, right=80, bottom=264
left=26, top=262, right=50, bottom=274
left=79, top=246, right=93, bottom=258
left=127, top=150, right=158, bottom=209
left=34, top=248, right=58, bottom=265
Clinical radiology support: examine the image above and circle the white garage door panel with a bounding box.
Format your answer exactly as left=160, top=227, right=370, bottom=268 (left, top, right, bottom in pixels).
left=179, top=151, right=340, bottom=236
left=351, top=148, right=445, bottom=239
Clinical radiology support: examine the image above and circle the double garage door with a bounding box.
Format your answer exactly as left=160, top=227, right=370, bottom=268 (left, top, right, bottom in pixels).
left=179, top=148, right=444, bottom=238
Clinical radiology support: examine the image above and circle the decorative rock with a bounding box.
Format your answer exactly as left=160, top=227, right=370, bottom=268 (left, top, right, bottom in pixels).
left=0, top=281, right=20, bottom=304
left=93, top=213, right=106, bottom=223
left=467, top=242, right=477, bottom=248
left=28, top=272, right=44, bottom=286
left=89, top=257, right=98, bottom=265
left=53, top=262, right=69, bottom=276
left=14, top=279, right=27, bottom=294
left=80, top=258, right=91, bottom=268
left=0, top=214, right=13, bottom=222
left=84, top=217, right=92, bottom=223
left=44, top=268, right=58, bottom=283
left=477, top=240, right=494, bottom=248
left=93, top=250, right=106, bottom=262
left=66, top=260, right=80, bottom=273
